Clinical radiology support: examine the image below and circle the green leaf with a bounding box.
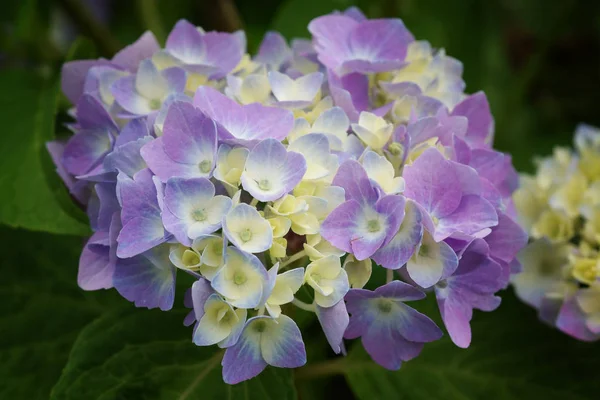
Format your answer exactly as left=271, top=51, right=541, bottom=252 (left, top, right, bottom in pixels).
left=0, top=70, right=90, bottom=235
left=271, top=0, right=357, bottom=39
left=65, top=37, right=98, bottom=62
left=0, top=227, right=108, bottom=399
left=51, top=307, right=298, bottom=400
left=344, top=290, right=600, bottom=399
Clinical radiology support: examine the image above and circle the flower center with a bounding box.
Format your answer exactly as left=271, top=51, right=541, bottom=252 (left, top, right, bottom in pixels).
left=367, top=219, right=381, bottom=233
left=220, top=312, right=231, bottom=323
left=233, top=270, right=247, bottom=285
left=539, top=261, right=555, bottom=276
left=199, top=159, right=212, bottom=173
left=191, top=209, right=207, bottom=222
left=258, top=179, right=271, bottom=190
left=436, top=279, right=448, bottom=289
left=149, top=98, right=162, bottom=110
left=253, top=320, right=267, bottom=333
left=182, top=250, right=200, bottom=266
left=239, top=229, right=252, bottom=242
left=388, top=142, right=404, bottom=157
left=377, top=299, right=394, bottom=313
left=211, top=241, right=223, bottom=255
left=311, top=273, right=322, bottom=285
left=419, top=244, right=430, bottom=257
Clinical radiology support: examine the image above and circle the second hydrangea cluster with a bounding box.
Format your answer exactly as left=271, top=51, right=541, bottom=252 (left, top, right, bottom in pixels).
left=51, top=7, right=526, bottom=384
left=514, top=124, right=600, bottom=342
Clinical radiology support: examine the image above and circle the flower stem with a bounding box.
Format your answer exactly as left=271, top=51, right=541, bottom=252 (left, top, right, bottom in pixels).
left=182, top=269, right=202, bottom=279
left=136, top=0, right=167, bottom=44
left=201, top=0, right=244, bottom=32
left=280, top=250, right=307, bottom=269
left=56, top=0, right=120, bottom=57
left=292, top=298, right=315, bottom=312
left=386, top=268, right=394, bottom=283
left=250, top=198, right=259, bottom=207
left=295, top=358, right=350, bottom=380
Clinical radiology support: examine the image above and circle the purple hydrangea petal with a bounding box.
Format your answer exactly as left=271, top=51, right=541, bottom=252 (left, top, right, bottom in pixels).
left=201, top=31, right=246, bottom=79
left=450, top=92, right=494, bottom=147
left=141, top=137, right=205, bottom=182
left=139, top=101, right=220, bottom=182
left=309, top=15, right=413, bottom=75
left=255, top=31, right=291, bottom=69
left=113, top=244, right=176, bottom=311
left=163, top=102, right=217, bottom=164
left=117, top=216, right=169, bottom=258
left=112, top=31, right=160, bottom=72
left=316, top=300, right=349, bottom=354
left=193, top=86, right=294, bottom=143
left=393, top=302, right=443, bottom=342
left=469, top=149, right=519, bottom=197
left=166, top=20, right=205, bottom=65
left=76, top=93, right=118, bottom=130
left=96, top=182, right=119, bottom=231
left=342, top=19, right=413, bottom=74
left=61, top=59, right=112, bottom=104
left=556, top=296, right=599, bottom=342
left=222, top=321, right=268, bottom=385
left=327, top=70, right=368, bottom=122
left=434, top=195, right=498, bottom=241
left=309, top=15, right=357, bottom=73
left=320, top=199, right=363, bottom=254
left=362, top=329, right=424, bottom=370
left=46, top=141, right=90, bottom=204
left=112, top=75, right=152, bottom=115
left=116, top=169, right=168, bottom=258
left=116, top=117, right=151, bottom=147
left=373, top=200, right=423, bottom=270
left=162, top=67, right=187, bottom=93
left=104, top=137, right=152, bottom=178
left=485, top=212, right=528, bottom=266
left=191, top=277, right=214, bottom=322
left=62, top=128, right=114, bottom=176
left=437, top=297, right=472, bottom=347
left=435, top=239, right=503, bottom=348
left=403, top=148, right=462, bottom=219
left=241, top=139, right=306, bottom=201
left=77, top=230, right=113, bottom=290
left=342, top=6, right=367, bottom=22
left=373, top=280, right=426, bottom=302
left=375, top=194, right=406, bottom=243
left=407, top=230, right=459, bottom=288
left=162, top=177, right=230, bottom=245
left=332, top=160, right=378, bottom=204
left=260, top=315, right=306, bottom=368
left=345, top=281, right=441, bottom=370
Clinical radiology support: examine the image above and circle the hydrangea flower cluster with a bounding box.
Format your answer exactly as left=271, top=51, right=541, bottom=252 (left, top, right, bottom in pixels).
left=50, top=7, right=526, bottom=384
left=513, top=124, right=600, bottom=342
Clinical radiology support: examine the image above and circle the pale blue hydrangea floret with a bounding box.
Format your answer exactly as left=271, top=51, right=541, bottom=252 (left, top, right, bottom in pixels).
left=52, top=6, right=527, bottom=384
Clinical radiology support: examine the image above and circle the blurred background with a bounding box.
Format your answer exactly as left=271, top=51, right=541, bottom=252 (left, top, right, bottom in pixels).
left=1, top=0, right=599, bottom=399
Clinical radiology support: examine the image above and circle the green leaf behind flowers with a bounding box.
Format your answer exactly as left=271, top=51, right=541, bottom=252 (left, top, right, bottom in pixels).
left=344, top=290, right=600, bottom=400
left=51, top=307, right=297, bottom=400
left=0, top=70, right=89, bottom=235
